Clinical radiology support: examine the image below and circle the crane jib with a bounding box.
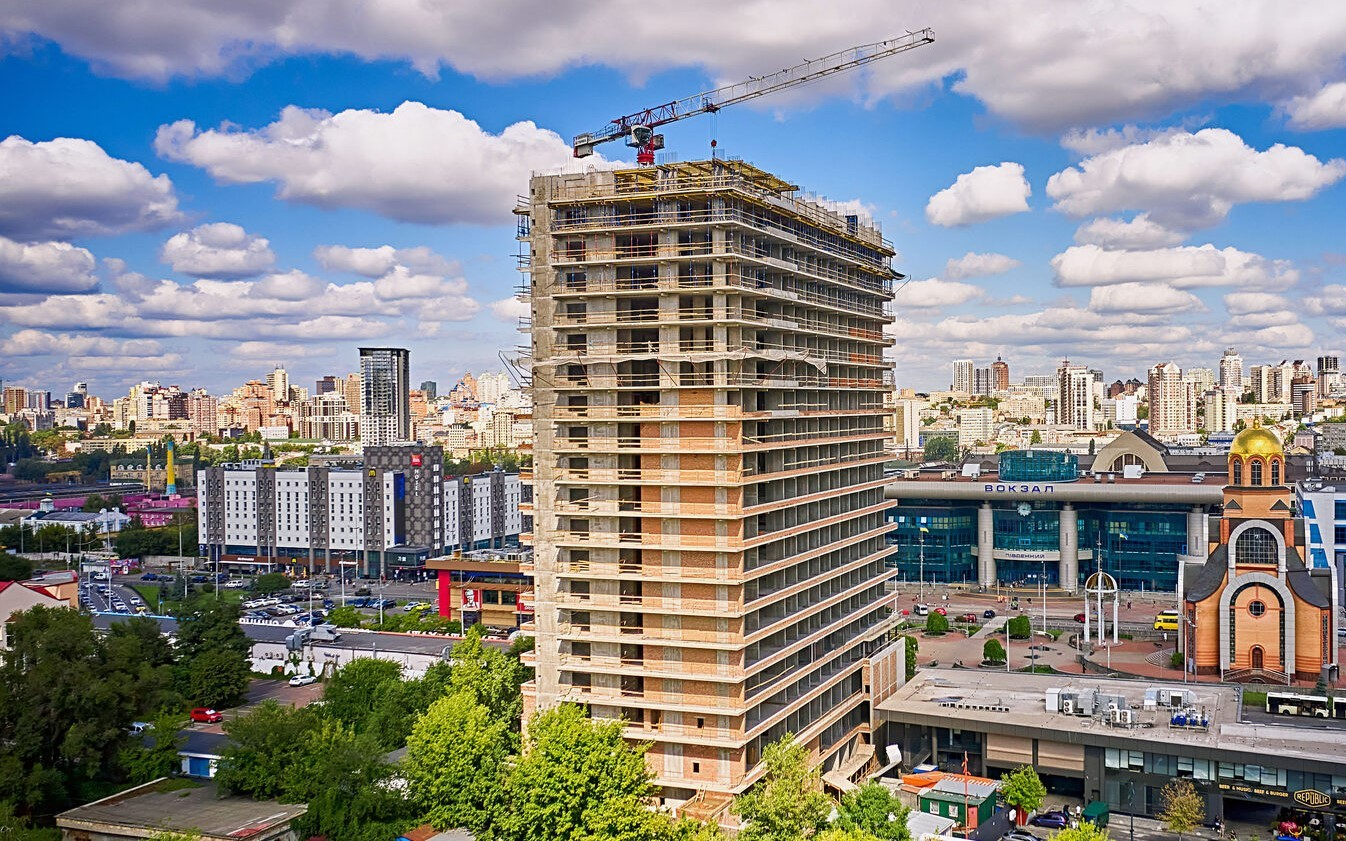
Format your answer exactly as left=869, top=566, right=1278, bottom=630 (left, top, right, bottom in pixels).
left=572, top=29, right=935, bottom=158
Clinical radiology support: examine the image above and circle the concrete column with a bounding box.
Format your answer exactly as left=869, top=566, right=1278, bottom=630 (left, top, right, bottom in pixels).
left=978, top=502, right=996, bottom=586
left=1059, top=503, right=1079, bottom=593
left=1187, top=506, right=1206, bottom=556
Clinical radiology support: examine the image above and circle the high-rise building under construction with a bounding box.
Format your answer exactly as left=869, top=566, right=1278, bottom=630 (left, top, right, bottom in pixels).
left=518, top=159, right=904, bottom=806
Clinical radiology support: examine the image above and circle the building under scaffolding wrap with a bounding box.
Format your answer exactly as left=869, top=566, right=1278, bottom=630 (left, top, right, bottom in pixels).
left=516, top=159, right=907, bottom=813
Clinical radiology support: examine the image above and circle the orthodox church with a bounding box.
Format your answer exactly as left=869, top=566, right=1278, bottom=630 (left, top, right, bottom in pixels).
left=1180, top=423, right=1339, bottom=682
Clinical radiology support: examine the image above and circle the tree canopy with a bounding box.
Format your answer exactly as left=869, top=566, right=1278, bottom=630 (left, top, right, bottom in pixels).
left=1157, top=778, right=1204, bottom=841
left=835, top=782, right=911, bottom=841
left=732, top=737, right=832, bottom=841
left=999, top=765, right=1047, bottom=820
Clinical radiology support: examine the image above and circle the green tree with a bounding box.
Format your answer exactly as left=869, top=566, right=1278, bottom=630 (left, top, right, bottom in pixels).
left=186, top=648, right=251, bottom=709
left=1052, top=823, right=1112, bottom=841
left=0, top=801, right=61, bottom=841
left=924, top=611, right=949, bottom=635
left=320, top=658, right=405, bottom=739
left=983, top=638, right=1006, bottom=664
left=1157, top=778, right=1204, bottom=841
left=0, top=553, right=32, bottom=581
left=898, top=636, right=918, bottom=680
left=497, top=704, right=655, bottom=841
left=1006, top=614, right=1033, bottom=640
left=82, top=493, right=124, bottom=513
left=835, top=782, right=911, bottom=841
left=403, top=692, right=508, bottom=834
left=732, top=736, right=832, bottom=841
left=121, top=710, right=189, bottom=783
left=446, top=627, right=526, bottom=726
left=216, top=701, right=320, bottom=799
left=999, top=765, right=1047, bottom=823
left=922, top=436, right=958, bottom=463
left=0, top=607, right=159, bottom=816
left=253, top=572, right=289, bottom=594
left=174, top=598, right=250, bottom=707
left=327, top=606, right=364, bottom=628
left=1029, top=430, right=1042, bottom=445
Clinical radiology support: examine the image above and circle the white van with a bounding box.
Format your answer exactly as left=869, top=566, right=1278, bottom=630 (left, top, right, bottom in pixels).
left=914, top=603, right=930, bottom=616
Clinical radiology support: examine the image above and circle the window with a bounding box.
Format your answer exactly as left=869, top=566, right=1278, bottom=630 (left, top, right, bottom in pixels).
left=1232, top=461, right=1242, bottom=484
left=1271, top=461, right=1280, bottom=485
left=1250, top=460, right=1263, bottom=485
left=1248, top=600, right=1266, bottom=617
left=1235, top=527, right=1277, bottom=566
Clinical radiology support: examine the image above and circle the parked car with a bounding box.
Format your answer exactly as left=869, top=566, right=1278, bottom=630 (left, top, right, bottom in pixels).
left=288, top=674, right=318, bottom=687
left=322, top=599, right=336, bottom=610
left=1074, top=612, right=1087, bottom=623
left=959, top=612, right=978, bottom=623
left=1029, top=812, right=1070, bottom=829
left=403, top=601, right=427, bottom=611
left=189, top=707, right=223, bottom=724
left=190, top=575, right=208, bottom=584
left=982, top=609, right=997, bottom=619
left=377, top=598, right=396, bottom=609
left=934, top=606, right=947, bottom=616
left=1005, top=831, right=1041, bottom=841
left=355, top=587, right=372, bottom=596
left=224, top=579, right=249, bottom=589
left=140, top=573, right=158, bottom=581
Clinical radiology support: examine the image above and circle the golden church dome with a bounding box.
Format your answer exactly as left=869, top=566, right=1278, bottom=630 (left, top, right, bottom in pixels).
left=1230, top=424, right=1282, bottom=458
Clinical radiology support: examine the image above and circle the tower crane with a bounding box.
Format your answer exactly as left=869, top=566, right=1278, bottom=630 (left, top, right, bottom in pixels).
left=572, top=29, right=934, bottom=164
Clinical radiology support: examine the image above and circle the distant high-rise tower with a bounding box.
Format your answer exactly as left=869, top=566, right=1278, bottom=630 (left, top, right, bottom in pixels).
left=991, top=355, right=1010, bottom=392
left=419, top=380, right=438, bottom=401
left=1219, top=348, right=1244, bottom=394
left=1148, top=361, right=1196, bottom=436
left=952, top=359, right=974, bottom=394
left=315, top=375, right=340, bottom=396
left=359, top=348, right=411, bottom=447
left=267, top=366, right=290, bottom=404
left=1057, top=360, right=1096, bottom=430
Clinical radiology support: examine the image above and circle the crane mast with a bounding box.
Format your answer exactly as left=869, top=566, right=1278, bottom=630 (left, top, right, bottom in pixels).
left=573, top=29, right=934, bottom=163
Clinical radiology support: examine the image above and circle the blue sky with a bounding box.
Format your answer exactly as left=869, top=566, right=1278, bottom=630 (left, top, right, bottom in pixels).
left=2, top=2, right=1346, bottom=398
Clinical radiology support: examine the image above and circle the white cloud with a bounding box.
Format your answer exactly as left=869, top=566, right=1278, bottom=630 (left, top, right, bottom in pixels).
left=1072, top=214, right=1186, bottom=249
left=1051, top=244, right=1299, bottom=289
left=1046, top=128, right=1346, bottom=229
left=925, top=162, right=1030, bottom=227
left=314, top=244, right=456, bottom=277
left=0, top=136, right=180, bottom=241
left=1284, top=82, right=1346, bottom=130
left=161, top=222, right=276, bottom=279
left=0, top=329, right=166, bottom=358
left=489, top=297, right=529, bottom=323
left=893, top=278, right=985, bottom=310
left=1227, top=310, right=1300, bottom=330
left=232, top=341, right=334, bottom=360
left=1059, top=126, right=1186, bottom=156
left=155, top=102, right=608, bottom=225
left=1305, top=284, right=1346, bottom=316
left=943, top=252, right=1020, bottom=280
left=1087, top=283, right=1203, bottom=315
left=0, top=236, right=98, bottom=293
left=1223, top=292, right=1292, bottom=315
left=11, top=3, right=1346, bottom=131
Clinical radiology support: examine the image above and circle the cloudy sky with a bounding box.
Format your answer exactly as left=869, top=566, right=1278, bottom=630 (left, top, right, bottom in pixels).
left=3, top=1, right=1346, bottom=397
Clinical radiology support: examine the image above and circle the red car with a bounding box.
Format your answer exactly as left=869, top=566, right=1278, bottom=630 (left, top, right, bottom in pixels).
left=934, top=607, right=947, bottom=616
left=959, top=612, right=978, bottom=623
left=189, top=707, right=223, bottom=723
left=1074, top=612, right=1086, bottom=623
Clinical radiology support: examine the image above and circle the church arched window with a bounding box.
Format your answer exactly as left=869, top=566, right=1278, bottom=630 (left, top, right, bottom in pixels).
left=1235, top=527, right=1277, bottom=566
left=1270, top=460, right=1280, bottom=485
left=1232, top=460, right=1242, bottom=485
left=1250, top=459, right=1263, bottom=486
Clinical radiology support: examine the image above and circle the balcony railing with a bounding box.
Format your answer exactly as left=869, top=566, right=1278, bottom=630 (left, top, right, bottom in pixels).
left=549, top=269, right=887, bottom=318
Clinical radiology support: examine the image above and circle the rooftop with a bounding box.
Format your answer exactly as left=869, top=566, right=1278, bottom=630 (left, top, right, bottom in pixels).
left=57, top=778, right=307, bottom=841
left=878, top=669, right=1346, bottom=766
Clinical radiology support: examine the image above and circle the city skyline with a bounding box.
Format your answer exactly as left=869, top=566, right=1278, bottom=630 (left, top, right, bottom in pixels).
left=3, top=5, right=1346, bottom=394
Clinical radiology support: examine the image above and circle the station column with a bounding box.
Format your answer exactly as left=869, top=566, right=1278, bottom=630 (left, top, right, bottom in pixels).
left=1059, top=503, right=1078, bottom=593
left=1186, top=506, right=1207, bottom=556
left=978, top=502, right=995, bottom=586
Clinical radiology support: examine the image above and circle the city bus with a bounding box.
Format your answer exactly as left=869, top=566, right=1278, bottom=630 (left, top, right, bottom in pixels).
left=1265, top=691, right=1333, bottom=718
left=1153, top=610, right=1180, bottom=631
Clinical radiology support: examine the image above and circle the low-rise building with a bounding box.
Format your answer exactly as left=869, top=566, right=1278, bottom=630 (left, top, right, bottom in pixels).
left=426, top=547, right=534, bottom=629
left=57, top=778, right=306, bottom=841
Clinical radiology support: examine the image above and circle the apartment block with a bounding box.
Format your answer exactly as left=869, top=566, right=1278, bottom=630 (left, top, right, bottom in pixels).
left=518, top=160, right=902, bottom=804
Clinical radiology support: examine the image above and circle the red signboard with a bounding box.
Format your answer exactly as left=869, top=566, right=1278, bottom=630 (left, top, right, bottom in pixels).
left=462, top=588, right=482, bottom=610
left=410, top=453, right=422, bottom=467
